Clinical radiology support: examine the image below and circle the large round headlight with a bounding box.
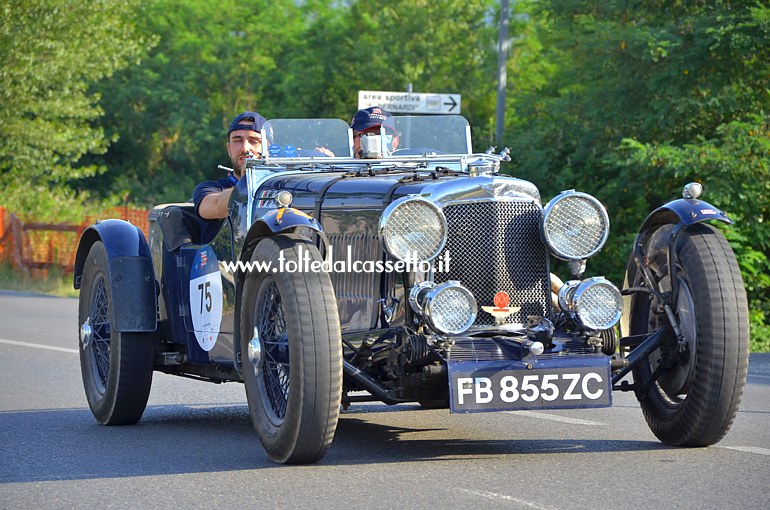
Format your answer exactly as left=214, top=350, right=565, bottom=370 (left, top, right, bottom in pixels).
left=561, top=277, right=622, bottom=331
left=541, top=191, right=609, bottom=260
left=380, top=196, right=447, bottom=262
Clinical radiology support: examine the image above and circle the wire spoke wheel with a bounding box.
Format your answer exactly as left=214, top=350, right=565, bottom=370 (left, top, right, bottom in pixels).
left=88, top=276, right=112, bottom=392
left=78, top=241, right=154, bottom=425
left=256, top=279, right=290, bottom=423
left=241, top=234, right=342, bottom=464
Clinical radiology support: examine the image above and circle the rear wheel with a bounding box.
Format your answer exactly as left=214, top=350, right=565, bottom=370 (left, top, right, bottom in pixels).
left=240, top=234, right=342, bottom=464
left=78, top=241, right=154, bottom=425
left=630, top=224, right=749, bottom=446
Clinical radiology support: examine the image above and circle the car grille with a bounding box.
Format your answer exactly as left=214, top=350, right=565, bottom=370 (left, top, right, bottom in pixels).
left=445, top=335, right=596, bottom=362
left=434, top=200, right=551, bottom=327
left=327, top=232, right=380, bottom=333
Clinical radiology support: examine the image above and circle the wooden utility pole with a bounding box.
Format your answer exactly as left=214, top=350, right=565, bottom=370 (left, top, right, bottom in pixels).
left=495, top=0, right=511, bottom=146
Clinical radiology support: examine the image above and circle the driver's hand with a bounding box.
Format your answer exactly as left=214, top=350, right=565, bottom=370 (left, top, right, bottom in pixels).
left=315, top=146, right=335, bottom=157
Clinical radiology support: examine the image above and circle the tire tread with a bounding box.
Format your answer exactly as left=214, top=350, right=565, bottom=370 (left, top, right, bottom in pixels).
left=633, top=224, right=749, bottom=446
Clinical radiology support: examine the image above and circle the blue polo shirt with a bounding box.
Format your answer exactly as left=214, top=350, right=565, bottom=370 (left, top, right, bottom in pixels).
left=193, top=173, right=238, bottom=243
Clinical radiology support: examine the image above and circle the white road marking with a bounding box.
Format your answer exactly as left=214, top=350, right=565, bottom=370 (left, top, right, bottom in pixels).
left=184, top=403, right=246, bottom=410
left=504, top=410, right=605, bottom=426
left=747, top=373, right=770, bottom=380
left=459, top=488, right=554, bottom=510
left=0, top=338, right=78, bottom=354
left=721, top=446, right=770, bottom=456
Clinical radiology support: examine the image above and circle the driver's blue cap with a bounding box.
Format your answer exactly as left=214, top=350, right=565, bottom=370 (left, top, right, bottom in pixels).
left=227, top=111, right=267, bottom=136
left=350, top=106, right=398, bottom=134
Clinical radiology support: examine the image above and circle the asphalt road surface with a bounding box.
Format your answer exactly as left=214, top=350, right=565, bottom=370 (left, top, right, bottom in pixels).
left=1, top=290, right=768, bottom=509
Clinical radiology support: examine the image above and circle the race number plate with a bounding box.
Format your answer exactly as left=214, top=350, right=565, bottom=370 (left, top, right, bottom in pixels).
left=448, top=356, right=612, bottom=413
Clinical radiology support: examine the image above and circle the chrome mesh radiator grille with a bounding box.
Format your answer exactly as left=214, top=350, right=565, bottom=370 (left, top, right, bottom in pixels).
left=434, top=201, right=551, bottom=327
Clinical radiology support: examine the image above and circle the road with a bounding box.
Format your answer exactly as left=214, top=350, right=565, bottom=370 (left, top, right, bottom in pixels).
left=0, top=290, right=768, bottom=509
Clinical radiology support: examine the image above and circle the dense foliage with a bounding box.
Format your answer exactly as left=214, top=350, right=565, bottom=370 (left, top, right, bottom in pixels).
left=505, top=0, right=770, bottom=350
left=1, top=0, right=767, bottom=349
left=0, top=0, right=156, bottom=221
left=82, top=0, right=501, bottom=205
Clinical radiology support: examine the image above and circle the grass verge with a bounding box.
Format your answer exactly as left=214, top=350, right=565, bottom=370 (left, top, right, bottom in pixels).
left=0, top=263, right=78, bottom=298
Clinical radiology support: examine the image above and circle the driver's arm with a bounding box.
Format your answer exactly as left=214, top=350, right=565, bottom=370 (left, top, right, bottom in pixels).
left=197, top=187, right=234, bottom=219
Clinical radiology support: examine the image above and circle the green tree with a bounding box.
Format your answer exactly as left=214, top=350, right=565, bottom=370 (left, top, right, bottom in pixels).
left=86, top=0, right=503, bottom=204
left=275, top=0, right=501, bottom=146
left=506, top=1, right=770, bottom=349
left=85, top=0, right=306, bottom=206
left=0, top=0, right=156, bottom=221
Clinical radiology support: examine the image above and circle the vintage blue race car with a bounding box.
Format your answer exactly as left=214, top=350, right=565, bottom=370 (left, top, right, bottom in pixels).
left=73, top=116, right=750, bottom=464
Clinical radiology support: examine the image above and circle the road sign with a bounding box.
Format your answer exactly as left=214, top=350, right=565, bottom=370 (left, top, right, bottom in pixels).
left=358, top=90, right=461, bottom=114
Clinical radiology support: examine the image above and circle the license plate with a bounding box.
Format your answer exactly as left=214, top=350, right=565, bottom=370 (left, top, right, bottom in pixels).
left=448, top=356, right=612, bottom=413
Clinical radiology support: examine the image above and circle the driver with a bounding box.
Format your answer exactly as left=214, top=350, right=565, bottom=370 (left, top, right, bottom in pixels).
left=193, top=111, right=267, bottom=243
left=350, top=106, right=400, bottom=158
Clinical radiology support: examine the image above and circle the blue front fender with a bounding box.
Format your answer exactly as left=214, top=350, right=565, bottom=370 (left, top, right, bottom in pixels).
left=621, top=197, right=734, bottom=337
left=638, top=197, right=733, bottom=234
left=74, top=219, right=157, bottom=333
left=240, top=207, right=324, bottom=261
left=256, top=207, right=323, bottom=234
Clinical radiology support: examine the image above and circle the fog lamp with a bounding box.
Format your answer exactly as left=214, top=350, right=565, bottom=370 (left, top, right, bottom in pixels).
left=559, top=277, right=622, bottom=331
left=410, top=281, right=477, bottom=335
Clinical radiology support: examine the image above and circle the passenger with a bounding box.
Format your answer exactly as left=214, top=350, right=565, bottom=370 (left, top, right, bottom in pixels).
left=350, top=106, right=400, bottom=158
left=193, top=111, right=266, bottom=243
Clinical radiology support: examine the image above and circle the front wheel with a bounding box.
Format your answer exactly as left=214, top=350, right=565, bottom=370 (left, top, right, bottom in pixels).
left=78, top=241, right=154, bottom=425
left=240, top=234, right=342, bottom=464
left=630, top=224, right=749, bottom=446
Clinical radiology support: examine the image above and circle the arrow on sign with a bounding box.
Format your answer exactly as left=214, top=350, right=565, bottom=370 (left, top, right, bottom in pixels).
left=443, top=96, right=458, bottom=112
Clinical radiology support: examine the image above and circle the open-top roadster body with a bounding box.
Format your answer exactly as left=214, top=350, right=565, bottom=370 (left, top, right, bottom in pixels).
left=74, top=116, right=749, bottom=464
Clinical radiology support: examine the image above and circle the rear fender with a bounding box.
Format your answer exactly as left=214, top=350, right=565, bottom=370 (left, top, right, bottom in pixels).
left=74, top=220, right=157, bottom=333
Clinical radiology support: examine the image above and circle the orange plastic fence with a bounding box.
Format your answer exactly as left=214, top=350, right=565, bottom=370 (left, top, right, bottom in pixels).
left=0, top=206, right=151, bottom=276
